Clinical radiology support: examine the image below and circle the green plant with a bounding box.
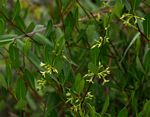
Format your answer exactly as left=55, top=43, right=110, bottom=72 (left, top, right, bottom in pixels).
left=0, top=0, right=150, bottom=117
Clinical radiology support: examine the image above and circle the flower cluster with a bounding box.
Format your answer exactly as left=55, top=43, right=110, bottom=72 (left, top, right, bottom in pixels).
left=36, top=79, right=46, bottom=90
left=120, top=13, right=145, bottom=29
left=40, top=62, right=58, bottom=78
left=91, top=36, right=109, bottom=49
left=84, top=62, right=110, bottom=85
left=66, top=90, right=93, bottom=113
left=36, top=62, right=58, bottom=90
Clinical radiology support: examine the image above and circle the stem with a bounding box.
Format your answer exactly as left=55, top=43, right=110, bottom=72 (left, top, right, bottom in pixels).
left=0, top=11, right=40, bottom=45
left=81, top=76, right=95, bottom=107
left=76, top=0, right=91, bottom=19
left=136, top=23, right=150, bottom=42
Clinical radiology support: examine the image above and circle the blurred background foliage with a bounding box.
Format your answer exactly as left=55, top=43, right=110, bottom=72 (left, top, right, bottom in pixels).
left=0, top=0, right=150, bottom=117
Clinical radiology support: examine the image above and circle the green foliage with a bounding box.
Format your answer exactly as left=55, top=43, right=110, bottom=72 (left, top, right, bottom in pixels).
left=143, top=13, right=150, bottom=40
left=142, top=100, right=150, bottom=117
left=0, top=0, right=150, bottom=116
left=118, top=107, right=128, bottom=117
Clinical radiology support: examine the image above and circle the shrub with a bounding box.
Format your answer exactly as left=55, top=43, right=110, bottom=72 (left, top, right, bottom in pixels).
left=0, top=0, right=150, bottom=116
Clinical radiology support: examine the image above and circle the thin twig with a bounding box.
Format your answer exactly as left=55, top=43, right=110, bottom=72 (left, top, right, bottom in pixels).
left=136, top=23, right=150, bottom=42
left=0, top=10, right=111, bottom=42
left=0, top=11, right=40, bottom=45
left=81, top=76, right=95, bottom=107
left=76, top=0, right=91, bottom=19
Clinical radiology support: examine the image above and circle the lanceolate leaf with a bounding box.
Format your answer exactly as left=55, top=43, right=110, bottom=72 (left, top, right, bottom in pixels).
left=112, top=0, right=124, bottom=17
left=143, top=100, right=150, bottom=117
left=9, top=43, right=21, bottom=68
left=136, top=56, right=145, bottom=73
left=0, top=74, right=7, bottom=89
left=33, top=33, right=53, bottom=47
left=24, top=69, right=35, bottom=89
left=144, top=49, right=150, bottom=72
left=64, top=12, right=76, bottom=39
left=118, top=107, right=128, bottom=117
left=143, top=13, right=150, bottom=40
left=16, top=40, right=41, bottom=69
left=0, top=34, right=16, bottom=47
left=74, top=73, right=85, bottom=94
left=0, top=18, right=5, bottom=34
left=5, top=63, right=13, bottom=86
left=15, top=78, right=27, bottom=100
left=25, top=22, right=35, bottom=33
left=14, top=16, right=26, bottom=31
left=120, top=32, right=140, bottom=62
left=13, top=0, right=21, bottom=19
left=87, top=103, right=96, bottom=117
left=101, top=95, right=109, bottom=115
left=45, top=20, right=53, bottom=38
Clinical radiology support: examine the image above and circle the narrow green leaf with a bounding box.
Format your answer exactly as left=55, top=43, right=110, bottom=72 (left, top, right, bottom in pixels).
left=46, top=20, right=53, bottom=38
left=5, top=63, right=13, bottom=86
left=28, top=51, right=41, bottom=69
left=23, top=39, right=31, bottom=55
left=121, top=32, right=140, bottom=62
left=13, top=0, right=21, bottom=19
left=25, top=22, right=35, bottom=33
left=87, top=103, right=96, bottom=117
left=55, top=36, right=65, bottom=55
left=63, top=54, right=77, bottom=67
left=136, top=56, right=145, bottom=73
left=112, top=0, right=124, bottom=17
left=16, top=40, right=41, bottom=69
left=118, top=107, right=128, bottom=117
left=74, top=73, right=85, bottom=94
left=144, top=49, right=150, bottom=72
left=9, top=43, right=21, bottom=68
left=135, top=37, right=141, bottom=56
left=0, top=34, right=16, bottom=47
left=0, top=39, right=14, bottom=47
left=15, top=78, right=27, bottom=100
left=143, top=13, right=150, bottom=40
left=0, top=34, right=16, bottom=39
left=131, top=91, right=138, bottom=114
left=103, top=15, right=110, bottom=28
left=33, top=33, right=53, bottom=47
left=73, top=7, right=79, bottom=25
left=64, top=12, right=76, bottom=39
left=0, top=74, right=7, bottom=89
left=24, top=69, right=35, bottom=89
left=90, top=47, right=99, bottom=65
left=44, top=45, right=53, bottom=64
left=101, top=95, right=109, bottom=115
left=0, top=18, right=5, bottom=34
left=143, top=100, right=150, bottom=117
left=14, top=16, right=26, bottom=31
left=88, top=62, right=97, bottom=74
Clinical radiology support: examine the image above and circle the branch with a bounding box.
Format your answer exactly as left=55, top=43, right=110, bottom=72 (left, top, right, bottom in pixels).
left=136, top=23, right=150, bottom=42
left=0, top=9, right=111, bottom=43
left=0, top=11, right=40, bottom=45
left=81, top=76, right=95, bottom=107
